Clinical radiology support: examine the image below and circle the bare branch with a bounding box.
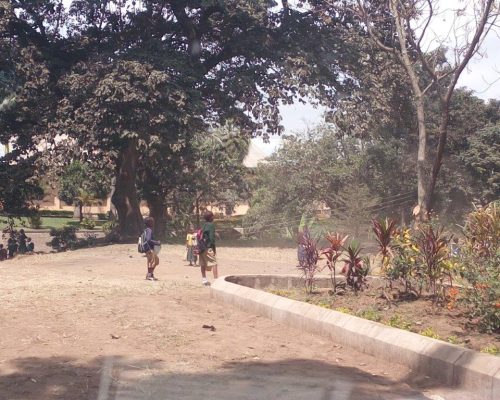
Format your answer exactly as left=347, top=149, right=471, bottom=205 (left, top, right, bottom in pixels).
left=445, top=0, right=498, bottom=103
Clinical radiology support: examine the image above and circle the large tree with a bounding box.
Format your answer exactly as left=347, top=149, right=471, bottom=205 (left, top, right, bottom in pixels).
left=327, top=0, right=499, bottom=219
left=1, top=0, right=356, bottom=237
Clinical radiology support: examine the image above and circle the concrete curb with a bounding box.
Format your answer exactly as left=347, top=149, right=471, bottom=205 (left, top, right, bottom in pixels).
left=211, top=275, right=500, bottom=399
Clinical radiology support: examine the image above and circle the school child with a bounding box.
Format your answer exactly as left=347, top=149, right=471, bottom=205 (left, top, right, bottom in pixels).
left=186, top=226, right=197, bottom=266
left=0, top=244, right=7, bottom=261
left=27, top=237, right=35, bottom=253
left=7, top=238, right=17, bottom=258
left=18, top=229, right=28, bottom=254
left=142, top=217, right=161, bottom=281
left=198, top=211, right=218, bottom=286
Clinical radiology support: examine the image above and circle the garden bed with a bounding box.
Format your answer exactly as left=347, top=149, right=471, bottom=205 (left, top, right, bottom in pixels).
left=267, top=280, right=499, bottom=354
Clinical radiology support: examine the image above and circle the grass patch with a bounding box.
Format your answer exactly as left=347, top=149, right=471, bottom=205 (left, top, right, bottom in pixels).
left=0, top=216, right=106, bottom=230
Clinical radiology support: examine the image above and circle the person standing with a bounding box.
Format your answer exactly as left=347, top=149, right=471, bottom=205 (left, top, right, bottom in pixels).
left=143, top=217, right=161, bottom=281
left=185, top=226, right=197, bottom=266
left=0, top=244, right=7, bottom=261
left=199, top=211, right=218, bottom=286
left=18, top=229, right=28, bottom=254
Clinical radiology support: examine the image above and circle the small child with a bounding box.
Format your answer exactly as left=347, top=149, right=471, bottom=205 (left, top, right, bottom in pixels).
left=185, top=226, right=197, bottom=266
left=7, top=238, right=17, bottom=258
left=0, top=244, right=7, bottom=261
left=27, top=237, right=35, bottom=253
left=18, top=229, right=28, bottom=254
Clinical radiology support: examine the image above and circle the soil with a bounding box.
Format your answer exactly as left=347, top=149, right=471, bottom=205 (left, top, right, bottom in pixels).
left=0, top=243, right=487, bottom=399
left=268, top=282, right=500, bottom=354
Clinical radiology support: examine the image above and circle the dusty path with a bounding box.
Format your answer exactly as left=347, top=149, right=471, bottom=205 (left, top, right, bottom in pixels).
left=0, top=244, right=479, bottom=399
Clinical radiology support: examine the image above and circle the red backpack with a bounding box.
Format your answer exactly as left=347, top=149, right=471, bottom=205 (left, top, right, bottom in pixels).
left=195, top=227, right=208, bottom=254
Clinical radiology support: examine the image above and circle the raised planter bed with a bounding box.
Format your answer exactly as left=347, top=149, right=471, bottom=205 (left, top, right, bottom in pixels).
left=211, top=274, right=500, bottom=400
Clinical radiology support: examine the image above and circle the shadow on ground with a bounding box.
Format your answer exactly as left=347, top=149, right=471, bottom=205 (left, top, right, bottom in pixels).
left=0, top=356, right=447, bottom=400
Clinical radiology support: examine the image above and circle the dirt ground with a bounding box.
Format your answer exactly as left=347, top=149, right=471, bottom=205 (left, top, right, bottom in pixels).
left=0, top=243, right=486, bottom=399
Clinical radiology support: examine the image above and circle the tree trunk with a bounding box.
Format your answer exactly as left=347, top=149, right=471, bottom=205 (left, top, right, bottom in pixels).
left=148, top=195, right=167, bottom=239
left=111, top=142, right=143, bottom=238
left=425, top=103, right=450, bottom=213
left=195, top=195, right=200, bottom=227
left=79, top=203, right=83, bottom=223
left=415, top=97, right=429, bottom=221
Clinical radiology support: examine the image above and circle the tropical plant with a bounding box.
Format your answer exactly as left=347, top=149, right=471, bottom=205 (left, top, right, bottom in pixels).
left=458, top=201, right=500, bottom=333
left=341, top=240, right=369, bottom=293
left=462, top=201, right=499, bottom=257
left=80, top=217, right=95, bottom=230
left=387, top=228, right=421, bottom=295
left=415, top=224, right=452, bottom=300
left=322, top=232, right=348, bottom=293
left=372, top=218, right=397, bottom=269
left=297, top=231, right=322, bottom=294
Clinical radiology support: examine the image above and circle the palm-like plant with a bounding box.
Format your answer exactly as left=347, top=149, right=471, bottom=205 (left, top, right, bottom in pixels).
left=341, top=240, right=369, bottom=293
left=297, top=230, right=321, bottom=294
left=322, top=232, right=348, bottom=293
left=415, top=225, right=451, bottom=299
left=372, top=218, right=397, bottom=269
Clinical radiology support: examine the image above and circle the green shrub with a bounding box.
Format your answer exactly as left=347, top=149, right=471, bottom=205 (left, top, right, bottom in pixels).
left=357, top=308, right=382, bottom=322
left=459, top=202, right=500, bottom=333
left=48, top=226, right=79, bottom=251
left=38, top=210, right=74, bottom=218
left=480, top=344, right=499, bottom=356
left=80, top=217, right=95, bottom=230
left=27, top=214, right=42, bottom=229
left=386, top=314, right=412, bottom=331
left=102, top=220, right=117, bottom=235
left=419, top=327, right=440, bottom=339
left=447, top=335, right=460, bottom=345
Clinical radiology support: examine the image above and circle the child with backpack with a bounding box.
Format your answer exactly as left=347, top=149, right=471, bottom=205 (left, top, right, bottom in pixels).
left=197, top=211, right=218, bottom=286
left=140, top=217, right=161, bottom=281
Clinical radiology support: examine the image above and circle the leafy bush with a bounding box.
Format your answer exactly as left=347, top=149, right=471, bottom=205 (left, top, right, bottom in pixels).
left=386, top=314, right=412, bottom=330
left=480, top=344, right=499, bottom=355
left=102, top=220, right=117, bottom=235
left=357, top=308, right=381, bottom=322
left=387, top=228, right=420, bottom=294
left=38, top=210, right=74, bottom=218
left=459, top=202, right=500, bottom=333
left=420, top=327, right=440, bottom=339
left=80, top=217, right=95, bottom=230
left=460, top=254, right=500, bottom=333
left=341, top=240, right=369, bottom=293
left=27, top=213, right=42, bottom=229
left=48, top=226, right=79, bottom=251
left=462, top=202, right=499, bottom=257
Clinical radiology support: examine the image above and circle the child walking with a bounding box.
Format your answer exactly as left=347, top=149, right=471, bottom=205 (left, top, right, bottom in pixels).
left=186, top=226, right=197, bottom=266
left=143, top=217, right=161, bottom=281
left=198, top=211, right=218, bottom=286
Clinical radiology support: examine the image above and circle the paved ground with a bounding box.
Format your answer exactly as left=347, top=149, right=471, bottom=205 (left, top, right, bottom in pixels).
left=0, top=244, right=481, bottom=399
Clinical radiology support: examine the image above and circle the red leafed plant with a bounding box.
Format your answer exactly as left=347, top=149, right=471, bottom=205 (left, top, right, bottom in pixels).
left=341, top=240, right=369, bottom=293
left=297, top=230, right=322, bottom=294
left=371, top=218, right=397, bottom=269
left=322, top=232, right=348, bottom=293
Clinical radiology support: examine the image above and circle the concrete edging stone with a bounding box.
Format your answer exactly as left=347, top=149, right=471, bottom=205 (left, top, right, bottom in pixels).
left=211, top=275, right=500, bottom=399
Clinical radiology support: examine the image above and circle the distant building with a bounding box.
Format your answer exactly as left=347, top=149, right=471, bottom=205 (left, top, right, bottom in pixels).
left=36, top=142, right=269, bottom=217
